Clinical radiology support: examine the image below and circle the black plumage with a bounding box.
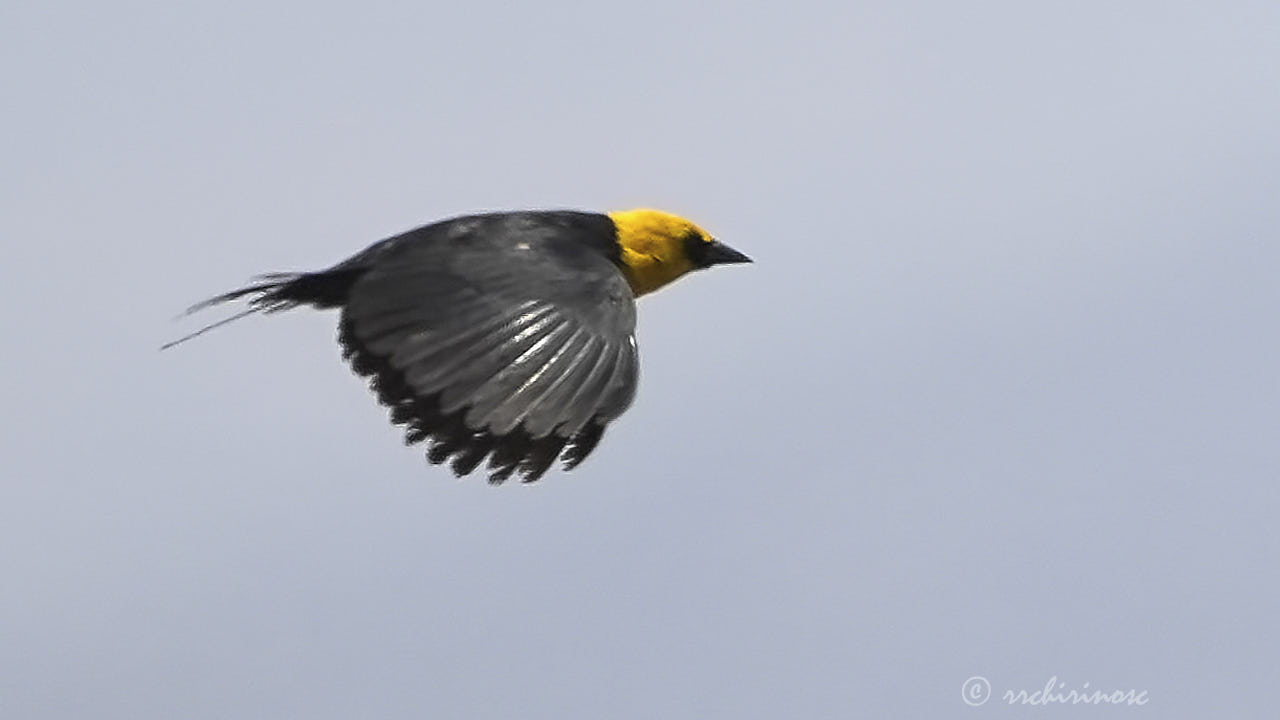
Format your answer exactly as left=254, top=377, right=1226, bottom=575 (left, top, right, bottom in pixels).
left=171, top=211, right=638, bottom=483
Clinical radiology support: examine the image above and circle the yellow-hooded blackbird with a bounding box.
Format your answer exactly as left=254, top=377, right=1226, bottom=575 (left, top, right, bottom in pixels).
left=167, top=208, right=751, bottom=483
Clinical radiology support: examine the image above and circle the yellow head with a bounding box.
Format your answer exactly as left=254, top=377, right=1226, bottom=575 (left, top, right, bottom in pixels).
left=607, top=209, right=752, bottom=296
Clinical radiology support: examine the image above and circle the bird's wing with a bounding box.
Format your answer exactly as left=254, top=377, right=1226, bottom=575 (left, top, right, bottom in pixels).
left=339, top=232, right=638, bottom=484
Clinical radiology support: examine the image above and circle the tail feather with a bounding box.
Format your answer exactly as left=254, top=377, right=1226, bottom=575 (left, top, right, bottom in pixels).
left=181, top=274, right=305, bottom=315
left=162, top=268, right=363, bottom=350
left=160, top=306, right=266, bottom=350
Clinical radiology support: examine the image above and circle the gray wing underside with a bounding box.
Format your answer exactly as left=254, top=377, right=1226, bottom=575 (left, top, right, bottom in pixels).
left=339, top=243, right=638, bottom=483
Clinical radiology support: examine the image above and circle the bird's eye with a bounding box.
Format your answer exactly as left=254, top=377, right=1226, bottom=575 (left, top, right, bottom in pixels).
left=683, top=231, right=711, bottom=266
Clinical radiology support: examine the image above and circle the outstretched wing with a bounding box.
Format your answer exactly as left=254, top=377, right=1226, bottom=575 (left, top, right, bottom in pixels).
left=339, top=225, right=638, bottom=483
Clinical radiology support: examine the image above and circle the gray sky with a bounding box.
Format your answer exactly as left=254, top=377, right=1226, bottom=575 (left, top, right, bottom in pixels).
left=3, top=1, right=1277, bottom=717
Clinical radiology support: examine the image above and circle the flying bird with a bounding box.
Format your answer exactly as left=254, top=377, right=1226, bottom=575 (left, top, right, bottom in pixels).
left=166, top=209, right=751, bottom=483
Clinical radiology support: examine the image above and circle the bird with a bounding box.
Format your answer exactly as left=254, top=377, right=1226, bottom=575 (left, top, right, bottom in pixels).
left=166, top=208, right=752, bottom=483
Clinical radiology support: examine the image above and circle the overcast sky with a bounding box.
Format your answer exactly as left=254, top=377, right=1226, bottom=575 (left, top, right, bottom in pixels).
left=3, top=1, right=1277, bottom=717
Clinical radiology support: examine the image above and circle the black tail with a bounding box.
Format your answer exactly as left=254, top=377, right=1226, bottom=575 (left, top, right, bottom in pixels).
left=161, top=268, right=363, bottom=350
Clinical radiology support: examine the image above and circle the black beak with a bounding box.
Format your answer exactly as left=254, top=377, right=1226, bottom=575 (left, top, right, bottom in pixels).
left=699, top=240, right=753, bottom=267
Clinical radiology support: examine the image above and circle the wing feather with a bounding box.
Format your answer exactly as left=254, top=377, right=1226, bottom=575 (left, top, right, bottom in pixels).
left=392, top=303, right=553, bottom=394
left=436, top=310, right=566, bottom=414
left=520, top=337, right=606, bottom=439
left=337, top=216, right=639, bottom=482
left=557, top=339, right=630, bottom=436
left=464, top=323, right=584, bottom=433
left=479, top=326, right=591, bottom=436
